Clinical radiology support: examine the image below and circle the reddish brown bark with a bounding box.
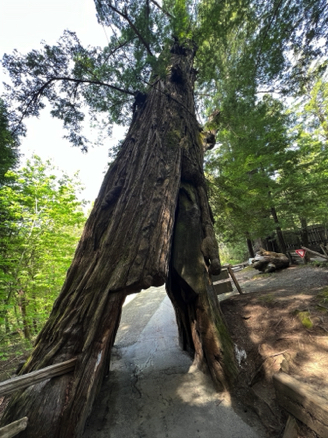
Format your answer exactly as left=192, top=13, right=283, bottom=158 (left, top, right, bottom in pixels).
left=166, top=183, right=237, bottom=390
left=1, top=42, right=236, bottom=437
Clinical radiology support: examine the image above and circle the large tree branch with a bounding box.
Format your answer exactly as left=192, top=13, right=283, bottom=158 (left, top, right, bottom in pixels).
left=12, top=76, right=135, bottom=135
left=73, top=40, right=136, bottom=85
left=149, top=0, right=174, bottom=19
left=107, top=3, right=154, bottom=57
left=48, top=76, right=135, bottom=95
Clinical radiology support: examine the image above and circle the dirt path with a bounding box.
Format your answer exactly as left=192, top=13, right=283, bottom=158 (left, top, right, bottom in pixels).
left=221, top=263, right=328, bottom=437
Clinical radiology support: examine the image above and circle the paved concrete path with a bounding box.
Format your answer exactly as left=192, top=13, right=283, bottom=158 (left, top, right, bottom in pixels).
left=83, top=286, right=266, bottom=438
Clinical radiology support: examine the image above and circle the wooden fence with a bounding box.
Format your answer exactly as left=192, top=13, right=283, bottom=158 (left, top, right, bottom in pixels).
left=263, top=224, right=328, bottom=253
left=0, top=358, right=76, bottom=438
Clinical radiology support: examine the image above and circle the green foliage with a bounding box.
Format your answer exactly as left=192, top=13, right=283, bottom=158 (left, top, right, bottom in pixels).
left=0, top=0, right=328, bottom=256
left=276, top=75, right=328, bottom=229
left=219, top=241, right=248, bottom=264
left=1, top=0, right=327, bottom=150
left=296, top=310, right=313, bottom=329
left=0, top=156, right=86, bottom=342
left=0, top=100, right=19, bottom=184
left=171, top=0, right=194, bottom=39
left=206, top=95, right=294, bottom=243
left=205, top=63, right=328, bottom=251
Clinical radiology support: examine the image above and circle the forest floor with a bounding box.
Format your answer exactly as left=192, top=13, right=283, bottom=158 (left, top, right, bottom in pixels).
left=222, top=262, right=328, bottom=437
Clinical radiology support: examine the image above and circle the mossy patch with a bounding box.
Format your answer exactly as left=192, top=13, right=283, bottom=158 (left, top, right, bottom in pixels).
left=258, top=293, right=275, bottom=304
left=292, top=309, right=313, bottom=329
left=166, top=130, right=181, bottom=148
left=299, top=311, right=313, bottom=329
left=318, top=286, right=328, bottom=304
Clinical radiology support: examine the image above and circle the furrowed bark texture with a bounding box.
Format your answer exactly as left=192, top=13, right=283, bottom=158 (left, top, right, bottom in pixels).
left=1, top=42, right=236, bottom=437
left=166, top=183, right=237, bottom=391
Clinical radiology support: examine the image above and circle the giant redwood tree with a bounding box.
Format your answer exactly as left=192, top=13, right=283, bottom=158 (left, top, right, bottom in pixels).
left=1, top=0, right=328, bottom=436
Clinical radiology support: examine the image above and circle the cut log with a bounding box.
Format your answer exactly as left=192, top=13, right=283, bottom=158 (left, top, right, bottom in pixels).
left=273, top=372, right=328, bottom=437
left=252, top=248, right=289, bottom=272
left=0, top=358, right=76, bottom=397
left=0, top=417, right=28, bottom=438
left=301, top=246, right=328, bottom=261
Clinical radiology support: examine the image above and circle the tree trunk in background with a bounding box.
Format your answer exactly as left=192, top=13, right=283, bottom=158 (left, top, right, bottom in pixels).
left=18, top=290, right=31, bottom=341
left=246, top=233, right=255, bottom=258
left=1, top=43, right=236, bottom=437
left=271, top=206, right=287, bottom=254
left=300, top=217, right=311, bottom=263
left=300, top=217, right=309, bottom=247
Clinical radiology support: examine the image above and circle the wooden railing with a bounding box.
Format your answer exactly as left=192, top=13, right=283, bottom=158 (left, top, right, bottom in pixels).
left=211, top=264, right=243, bottom=296
left=0, top=358, right=76, bottom=438
left=273, top=372, right=328, bottom=437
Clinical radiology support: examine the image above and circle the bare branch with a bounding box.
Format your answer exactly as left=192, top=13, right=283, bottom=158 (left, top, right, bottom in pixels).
left=102, top=36, right=137, bottom=67
left=11, top=76, right=135, bottom=135
left=149, top=0, right=174, bottom=19
left=107, top=3, right=154, bottom=57
left=42, top=76, right=135, bottom=96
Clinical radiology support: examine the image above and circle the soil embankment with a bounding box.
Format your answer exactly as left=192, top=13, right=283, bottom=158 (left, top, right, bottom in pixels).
left=222, top=263, right=328, bottom=437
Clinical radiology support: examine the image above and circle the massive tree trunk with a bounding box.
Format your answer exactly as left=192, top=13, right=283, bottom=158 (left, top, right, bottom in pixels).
left=1, top=42, right=237, bottom=437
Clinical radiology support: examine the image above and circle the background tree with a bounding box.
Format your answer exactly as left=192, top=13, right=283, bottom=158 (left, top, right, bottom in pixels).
left=0, top=100, right=20, bottom=326
left=0, top=156, right=85, bottom=343
left=206, top=71, right=328, bottom=258
left=194, top=0, right=328, bottom=256
left=205, top=96, right=294, bottom=252
left=0, top=100, right=19, bottom=184
left=276, top=75, right=328, bottom=234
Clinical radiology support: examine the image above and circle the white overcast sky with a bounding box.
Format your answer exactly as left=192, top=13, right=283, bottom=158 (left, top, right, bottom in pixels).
left=0, top=0, right=126, bottom=202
